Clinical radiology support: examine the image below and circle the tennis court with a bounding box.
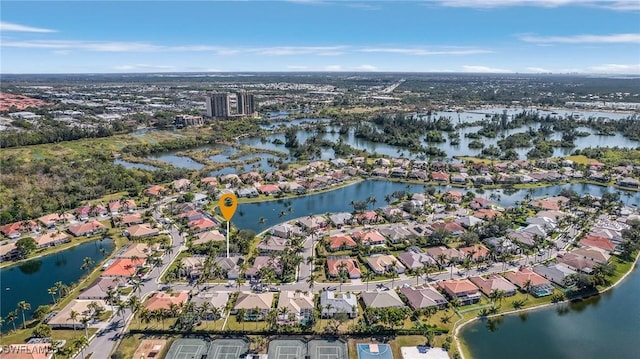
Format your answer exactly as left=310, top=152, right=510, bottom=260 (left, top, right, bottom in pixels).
left=165, top=339, right=209, bottom=359
left=208, top=338, right=249, bottom=359
left=268, top=339, right=307, bottom=359
left=356, top=343, right=394, bottom=359
left=308, top=339, right=348, bottom=359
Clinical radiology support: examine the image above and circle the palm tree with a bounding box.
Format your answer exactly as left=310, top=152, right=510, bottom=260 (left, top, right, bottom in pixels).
left=363, top=271, right=375, bottom=291
left=48, top=287, right=57, bottom=304
left=18, top=301, right=30, bottom=329
left=80, top=257, right=94, bottom=276
left=237, top=309, right=246, bottom=331
left=306, top=272, right=316, bottom=291
left=73, top=335, right=89, bottom=359
left=413, top=266, right=423, bottom=285
left=80, top=316, right=91, bottom=339
left=68, top=310, right=79, bottom=331
left=131, top=279, right=142, bottom=295
left=337, top=262, right=348, bottom=292
left=524, top=279, right=533, bottom=299
left=388, top=260, right=398, bottom=288
left=252, top=306, right=261, bottom=329
left=323, top=303, right=333, bottom=319
left=6, top=310, right=18, bottom=332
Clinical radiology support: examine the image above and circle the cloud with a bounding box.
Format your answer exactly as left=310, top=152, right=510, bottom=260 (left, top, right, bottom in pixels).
left=113, top=64, right=176, bottom=71
left=3, top=40, right=162, bottom=52
left=324, top=65, right=343, bottom=71
left=359, top=47, right=493, bottom=55
left=526, top=67, right=552, bottom=73
left=0, top=21, right=56, bottom=33
left=353, top=64, right=378, bottom=71
left=437, top=0, right=640, bottom=10
left=519, top=33, right=640, bottom=44
left=588, top=63, right=640, bottom=74
left=462, top=65, right=512, bottom=73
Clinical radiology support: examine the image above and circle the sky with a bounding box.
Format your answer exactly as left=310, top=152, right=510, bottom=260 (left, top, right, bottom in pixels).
left=1, top=0, right=639, bottom=74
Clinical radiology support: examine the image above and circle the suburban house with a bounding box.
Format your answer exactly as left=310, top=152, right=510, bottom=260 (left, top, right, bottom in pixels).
left=503, top=268, right=555, bottom=297
left=431, top=221, right=465, bottom=236
left=426, top=246, right=463, bottom=263
left=277, top=291, right=315, bottom=324
left=237, top=187, right=259, bottom=198
left=1, top=220, right=39, bottom=239
left=145, top=291, right=190, bottom=311
left=188, top=217, right=218, bottom=233
left=352, top=230, right=387, bottom=246
left=48, top=300, right=106, bottom=328
left=579, top=236, right=616, bottom=253
left=234, top=292, right=275, bottom=321
left=326, top=235, right=357, bottom=252
left=173, top=178, right=192, bottom=192
left=326, top=257, right=361, bottom=279
left=37, top=212, right=75, bottom=228
left=145, top=185, right=168, bottom=197
left=298, top=216, right=326, bottom=230
left=397, top=247, right=437, bottom=269
left=116, top=213, right=144, bottom=226
left=320, top=291, right=358, bottom=318
left=190, top=291, right=229, bottom=320
left=214, top=255, right=244, bottom=279
left=360, top=290, right=405, bottom=308
left=257, top=236, right=289, bottom=253
left=328, top=212, right=353, bottom=227
left=180, top=256, right=205, bottom=278
left=270, top=223, right=302, bottom=239
left=35, top=231, right=71, bottom=248
left=192, top=230, right=225, bottom=246
left=258, top=184, right=281, bottom=196
left=68, top=221, right=107, bottom=237
left=533, top=263, right=577, bottom=287
left=399, top=285, right=448, bottom=310
left=570, top=247, right=611, bottom=264
left=470, top=197, right=493, bottom=210
left=244, top=256, right=282, bottom=278
left=469, top=274, right=518, bottom=297
left=366, top=254, right=406, bottom=275
left=118, top=243, right=160, bottom=259
left=0, top=243, right=17, bottom=261
left=102, top=258, right=146, bottom=277
left=379, top=225, right=412, bottom=243
left=458, top=244, right=490, bottom=261
left=108, top=199, right=136, bottom=214
left=124, top=223, right=160, bottom=239
left=436, top=279, right=482, bottom=305
left=79, top=277, right=120, bottom=300
left=556, top=252, right=598, bottom=274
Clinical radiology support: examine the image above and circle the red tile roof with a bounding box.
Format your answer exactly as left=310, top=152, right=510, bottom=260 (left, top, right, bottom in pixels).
left=145, top=291, right=189, bottom=311
left=579, top=235, right=616, bottom=252
left=327, top=235, right=357, bottom=250
left=503, top=268, right=551, bottom=287
left=103, top=258, right=145, bottom=277
left=326, top=258, right=361, bottom=277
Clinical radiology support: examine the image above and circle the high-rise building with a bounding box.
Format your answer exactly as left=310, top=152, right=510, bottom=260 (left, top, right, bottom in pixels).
left=236, top=90, right=255, bottom=116
left=205, top=93, right=231, bottom=118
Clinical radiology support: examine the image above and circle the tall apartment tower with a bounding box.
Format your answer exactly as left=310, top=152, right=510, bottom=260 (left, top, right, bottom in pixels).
left=205, top=93, right=231, bottom=118
left=236, top=90, right=255, bottom=116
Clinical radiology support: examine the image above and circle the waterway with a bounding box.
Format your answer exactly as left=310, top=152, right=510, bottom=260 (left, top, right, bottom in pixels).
left=0, top=237, right=115, bottom=331
left=232, top=180, right=640, bottom=233
left=460, top=262, right=640, bottom=359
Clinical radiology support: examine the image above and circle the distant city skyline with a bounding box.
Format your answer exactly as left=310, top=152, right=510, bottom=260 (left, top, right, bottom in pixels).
left=1, top=0, right=639, bottom=74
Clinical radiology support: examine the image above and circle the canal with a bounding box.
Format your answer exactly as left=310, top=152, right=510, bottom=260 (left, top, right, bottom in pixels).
left=0, top=238, right=115, bottom=331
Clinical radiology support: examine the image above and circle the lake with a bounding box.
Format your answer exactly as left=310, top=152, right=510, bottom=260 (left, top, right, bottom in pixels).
left=232, top=180, right=640, bottom=233
left=0, top=238, right=115, bottom=331
left=460, top=261, right=640, bottom=359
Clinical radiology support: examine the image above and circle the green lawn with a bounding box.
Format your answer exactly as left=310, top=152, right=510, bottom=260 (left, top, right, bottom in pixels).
left=224, top=315, right=269, bottom=331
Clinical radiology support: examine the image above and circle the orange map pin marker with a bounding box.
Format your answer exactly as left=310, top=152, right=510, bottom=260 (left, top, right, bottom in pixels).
left=219, top=193, right=238, bottom=221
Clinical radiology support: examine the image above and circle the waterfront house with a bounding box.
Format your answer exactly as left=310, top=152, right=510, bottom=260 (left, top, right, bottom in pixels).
left=257, top=236, right=289, bottom=253
left=360, top=290, right=405, bottom=309
left=79, top=277, right=120, bottom=300
left=102, top=258, right=146, bottom=277
left=570, top=247, right=611, bottom=264
left=328, top=212, right=353, bottom=227
left=503, top=268, right=554, bottom=297
left=68, top=221, right=107, bottom=237
left=48, top=300, right=107, bottom=328
left=399, top=285, right=448, bottom=310
left=277, top=291, right=314, bottom=324
left=436, top=279, right=482, bottom=305
left=118, top=242, right=160, bottom=259
left=533, top=263, right=577, bottom=287
left=469, top=274, right=517, bottom=297
left=234, top=292, right=274, bottom=321
left=270, top=223, right=302, bottom=239
left=579, top=235, right=616, bottom=253
left=298, top=216, right=326, bottom=231
left=35, top=231, right=71, bottom=248
left=320, top=291, right=358, bottom=318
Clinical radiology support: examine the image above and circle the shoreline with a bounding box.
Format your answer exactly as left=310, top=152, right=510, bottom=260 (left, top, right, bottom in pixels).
left=453, top=251, right=640, bottom=359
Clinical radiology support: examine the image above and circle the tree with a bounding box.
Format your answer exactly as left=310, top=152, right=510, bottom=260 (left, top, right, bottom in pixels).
left=237, top=309, right=246, bottom=331
left=363, top=271, right=375, bottom=291
left=6, top=310, right=18, bottom=332
left=80, top=257, right=94, bottom=275
left=18, top=301, right=31, bottom=329
left=15, top=237, right=37, bottom=259
left=68, top=309, right=79, bottom=331
left=523, top=279, right=533, bottom=299
left=48, top=287, right=58, bottom=304
left=32, top=323, right=52, bottom=338
left=73, top=336, right=89, bottom=359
